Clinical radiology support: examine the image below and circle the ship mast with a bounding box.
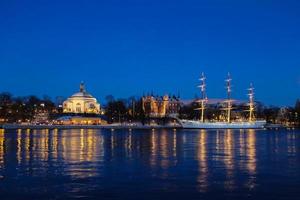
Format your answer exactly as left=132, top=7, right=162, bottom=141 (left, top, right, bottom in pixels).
left=248, top=83, right=255, bottom=122
left=197, top=72, right=207, bottom=122
left=225, top=73, right=233, bottom=123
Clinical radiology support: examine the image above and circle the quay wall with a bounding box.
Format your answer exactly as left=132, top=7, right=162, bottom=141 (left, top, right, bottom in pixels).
left=0, top=124, right=181, bottom=130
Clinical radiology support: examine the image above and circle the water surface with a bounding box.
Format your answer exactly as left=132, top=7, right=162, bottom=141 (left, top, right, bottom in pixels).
left=0, top=128, right=299, bottom=199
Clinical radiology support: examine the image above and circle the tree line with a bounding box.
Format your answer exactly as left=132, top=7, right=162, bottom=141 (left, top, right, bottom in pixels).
left=0, top=92, right=299, bottom=127
left=0, top=92, right=57, bottom=123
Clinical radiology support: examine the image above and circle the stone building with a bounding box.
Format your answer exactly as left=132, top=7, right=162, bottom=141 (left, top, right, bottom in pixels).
left=142, top=94, right=181, bottom=117
left=63, top=83, right=101, bottom=114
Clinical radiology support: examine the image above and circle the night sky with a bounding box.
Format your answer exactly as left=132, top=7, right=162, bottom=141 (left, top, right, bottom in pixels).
left=0, top=0, right=299, bottom=106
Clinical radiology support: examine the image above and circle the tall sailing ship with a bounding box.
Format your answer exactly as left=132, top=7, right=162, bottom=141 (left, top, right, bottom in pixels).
left=179, top=73, right=266, bottom=129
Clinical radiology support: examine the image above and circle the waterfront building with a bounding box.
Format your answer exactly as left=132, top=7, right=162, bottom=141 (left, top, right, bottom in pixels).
left=63, top=83, right=101, bottom=114
left=33, top=111, right=49, bottom=124
left=142, top=94, right=181, bottom=118
left=56, top=116, right=107, bottom=125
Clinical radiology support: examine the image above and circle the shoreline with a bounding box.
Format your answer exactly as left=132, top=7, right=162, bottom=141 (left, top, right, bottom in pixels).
left=0, top=123, right=295, bottom=130
left=0, top=124, right=181, bottom=130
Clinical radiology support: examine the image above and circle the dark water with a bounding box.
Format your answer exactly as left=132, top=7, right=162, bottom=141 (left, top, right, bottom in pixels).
left=0, top=128, right=299, bottom=200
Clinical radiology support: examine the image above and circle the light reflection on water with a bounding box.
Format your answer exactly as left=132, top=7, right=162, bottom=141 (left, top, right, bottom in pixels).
left=0, top=128, right=299, bottom=199
left=0, top=129, right=4, bottom=170
left=197, top=130, right=208, bottom=192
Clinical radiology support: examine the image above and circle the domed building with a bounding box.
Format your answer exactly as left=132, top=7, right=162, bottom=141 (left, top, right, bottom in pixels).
left=63, top=82, right=101, bottom=114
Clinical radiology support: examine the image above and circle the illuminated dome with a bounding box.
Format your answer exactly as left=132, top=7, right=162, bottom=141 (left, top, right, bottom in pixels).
left=63, top=82, right=101, bottom=114
left=71, top=91, right=93, bottom=98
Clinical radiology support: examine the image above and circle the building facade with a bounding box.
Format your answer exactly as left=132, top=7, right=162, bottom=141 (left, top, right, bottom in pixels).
left=56, top=116, right=107, bottom=125
left=63, top=83, right=101, bottom=114
left=142, top=95, right=181, bottom=117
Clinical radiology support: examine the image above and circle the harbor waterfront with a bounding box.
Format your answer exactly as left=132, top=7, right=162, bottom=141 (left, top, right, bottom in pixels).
left=0, top=128, right=299, bottom=199
left=0, top=123, right=280, bottom=130
left=1, top=1, right=300, bottom=199
left=0, top=124, right=182, bottom=130
left=1, top=76, right=299, bottom=129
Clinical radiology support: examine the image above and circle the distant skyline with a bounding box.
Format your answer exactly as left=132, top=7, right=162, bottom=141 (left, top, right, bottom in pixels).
left=0, top=0, right=300, bottom=106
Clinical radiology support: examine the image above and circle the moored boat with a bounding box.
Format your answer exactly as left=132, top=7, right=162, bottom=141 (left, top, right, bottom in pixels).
left=178, top=73, right=267, bottom=129
left=179, top=120, right=266, bottom=129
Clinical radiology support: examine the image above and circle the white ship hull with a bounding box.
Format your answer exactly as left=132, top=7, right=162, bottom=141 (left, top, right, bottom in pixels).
left=179, top=120, right=266, bottom=129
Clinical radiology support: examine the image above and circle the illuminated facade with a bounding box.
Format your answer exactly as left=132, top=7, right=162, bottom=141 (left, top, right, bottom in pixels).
left=63, top=83, right=100, bottom=114
left=142, top=95, right=181, bottom=117
left=56, top=116, right=107, bottom=125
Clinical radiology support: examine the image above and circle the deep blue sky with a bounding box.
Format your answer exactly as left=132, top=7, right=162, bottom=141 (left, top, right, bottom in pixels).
left=0, top=0, right=300, bottom=106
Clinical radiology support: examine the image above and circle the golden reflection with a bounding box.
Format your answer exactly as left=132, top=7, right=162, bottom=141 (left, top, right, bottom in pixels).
left=243, top=129, right=257, bottom=190
left=80, top=129, right=85, bottom=159
left=59, top=129, right=103, bottom=178
left=0, top=129, right=4, bottom=168
left=42, top=129, right=49, bottom=161
left=224, top=129, right=234, bottom=171
left=173, top=130, right=177, bottom=158
left=160, top=129, right=169, bottom=169
left=246, top=129, right=256, bottom=175
left=149, top=130, right=178, bottom=170
left=111, top=131, right=115, bottom=156
left=238, top=130, right=246, bottom=159
left=214, top=130, right=222, bottom=163
left=0, top=128, right=106, bottom=179
left=31, top=129, right=49, bottom=162
left=224, top=129, right=235, bottom=190
left=150, top=131, right=157, bottom=167
left=161, top=130, right=168, bottom=159
left=125, top=131, right=132, bottom=158
left=17, top=129, right=22, bottom=164
left=51, top=129, right=58, bottom=160
left=25, top=129, right=31, bottom=163
left=216, top=130, right=220, bottom=152
left=86, top=129, right=95, bottom=162
left=61, top=129, right=101, bottom=163
left=197, top=129, right=208, bottom=192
